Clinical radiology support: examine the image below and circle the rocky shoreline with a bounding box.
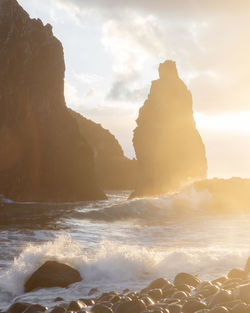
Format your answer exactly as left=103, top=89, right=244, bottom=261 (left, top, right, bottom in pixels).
left=4, top=257, right=250, bottom=313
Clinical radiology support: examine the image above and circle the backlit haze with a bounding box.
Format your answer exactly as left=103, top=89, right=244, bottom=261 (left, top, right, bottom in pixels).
left=19, top=0, right=250, bottom=179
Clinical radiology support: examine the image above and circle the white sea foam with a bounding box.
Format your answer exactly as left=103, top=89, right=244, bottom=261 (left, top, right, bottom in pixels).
left=1, top=234, right=249, bottom=303
left=1, top=188, right=250, bottom=310
left=75, top=187, right=213, bottom=223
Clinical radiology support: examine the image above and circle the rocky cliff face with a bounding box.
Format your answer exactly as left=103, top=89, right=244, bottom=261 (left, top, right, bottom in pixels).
left=70, top=109, right=137, bottom=190
left=132, top=60, right=207, bottom=197
left=0, top=0, right=106, bottom=201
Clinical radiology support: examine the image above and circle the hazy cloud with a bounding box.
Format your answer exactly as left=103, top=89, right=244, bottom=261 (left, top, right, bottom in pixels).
left=55, top=0, right=250, bottom=18
left=107, top=79, right=149, bottom=102
left=55, top=0, right=250, bottom=114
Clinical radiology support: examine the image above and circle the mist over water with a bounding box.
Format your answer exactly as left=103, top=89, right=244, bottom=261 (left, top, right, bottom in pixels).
left=1, top=189, right=250, bottom=310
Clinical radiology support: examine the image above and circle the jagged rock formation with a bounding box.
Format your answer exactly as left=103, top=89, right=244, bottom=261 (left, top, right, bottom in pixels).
left=70, top=109, right=137, bottom=190
left=0, top=0, right=106, bottom=201
left=132, top=60, right=207, bottom=198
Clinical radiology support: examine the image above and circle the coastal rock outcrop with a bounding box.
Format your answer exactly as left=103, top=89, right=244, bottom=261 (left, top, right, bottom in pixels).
left=24, top=261, right=82, bottom=292
left=193, top=177, right=250, bottom=211
left=0, top=0, right=106, bottom=201
left=132, top=60, right=207, bottom=197
left=70, top=109, right=137, bottom=190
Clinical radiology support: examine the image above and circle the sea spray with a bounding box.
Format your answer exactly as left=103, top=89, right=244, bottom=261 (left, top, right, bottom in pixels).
left=2, top=189, right=250, bottom=310
left=73, top=187, right=213, bottom=223
left=1, top=234, right=249, bottom=299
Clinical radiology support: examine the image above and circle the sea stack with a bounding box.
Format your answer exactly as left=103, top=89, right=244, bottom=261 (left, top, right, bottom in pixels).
left=0, top=0, right=106, bottom=201
left=131, top=60, right=207, bottom=198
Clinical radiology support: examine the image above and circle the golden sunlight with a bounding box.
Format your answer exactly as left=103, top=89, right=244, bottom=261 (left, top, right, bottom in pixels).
left=195, top=111, right=250, bottom=133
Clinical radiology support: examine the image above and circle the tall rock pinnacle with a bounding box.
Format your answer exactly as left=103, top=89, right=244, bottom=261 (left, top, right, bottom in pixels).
left=132, top=60, right=207, bottom=198
left=0, top=0, right=106, bottom=201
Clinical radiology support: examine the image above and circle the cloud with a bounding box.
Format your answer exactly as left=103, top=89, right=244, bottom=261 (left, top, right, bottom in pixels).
left=102, top=15, right=162, bottom=102
left=74, top=72, right=103, bottom=85
left=55, top=0, right=250, bottom=114
left=18, top=0, right=250, bottom=174
left=55, top=0, right=250, bottom=18
left=107, top=79, right=149, bottom=102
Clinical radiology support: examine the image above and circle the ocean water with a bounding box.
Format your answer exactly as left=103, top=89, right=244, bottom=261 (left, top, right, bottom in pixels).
left=1, top=189, right=250, bottom=310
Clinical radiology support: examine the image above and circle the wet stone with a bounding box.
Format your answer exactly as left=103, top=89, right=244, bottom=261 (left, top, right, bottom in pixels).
left=162, top=287, right=177, bottom=298
left=174, top=273, right=200, bottom=288
left=122, top=289, right=129, bottom=294
left=171, top=291, right=188, bottom=299
left=114, top=299, right=146, bottom=313
left=208, top=290, right=232, bottom=308
left=148, top=279, right=171, bottom=290
left=140, top=297, right=154, bottom=305
left=96, top=294, right=114, bottom=303
left=110, top=296, right=121, bottom=304
left=182, top=299, right=206, bottom=313
left=196, top=282, right=213, bottom=293
left=79, top=299, right=95, bottom=306
left=200, top=285, right=219, bottom=297
left=90, top=304, right=113, bottom=313
left=212, top=277, right=228, bottom=285
left=162, top=299, right=180, bottom=305
left=215, top=299, right=242, bottom=310
left=166, top=304, right=182, bottom=313
left=147, top=304, right=169, bottom=311
left=228, top=268, right=247, bottom=280
left=68, top=301, right=87, bottom=312
left=89, top=288, right=99, bottom=296
left=230, top=302, right=248, bottom=313
left=49, top=306, right=66, bottom=313
left=23, top=305, right=47, bottom=313
left=176, top=284, right=192, bottom=293
left=24, top=261, right=82, bottom=292
left=7, top=303, right=32, bottom=313
left=148, top=289, right=163, bottom=301
left=234, top=283, right=250, bottom=304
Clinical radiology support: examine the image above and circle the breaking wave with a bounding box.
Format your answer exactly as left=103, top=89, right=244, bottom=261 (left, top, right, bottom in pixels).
left=0, top=234, right=249, bottom=301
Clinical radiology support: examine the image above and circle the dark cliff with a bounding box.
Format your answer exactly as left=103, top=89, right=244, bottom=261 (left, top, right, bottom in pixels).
left=132, top=60, right=207, bottom=198
left=69, top=109, right=137, bottom=190
left=0, top=0, right=106, bottom=201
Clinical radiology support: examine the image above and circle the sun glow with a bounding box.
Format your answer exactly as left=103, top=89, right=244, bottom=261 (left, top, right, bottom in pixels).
left=194, top=111, right=250, bottom=133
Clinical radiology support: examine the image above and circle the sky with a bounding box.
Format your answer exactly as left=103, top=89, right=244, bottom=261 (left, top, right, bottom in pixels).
left=18, top=0, right=250, bottom=178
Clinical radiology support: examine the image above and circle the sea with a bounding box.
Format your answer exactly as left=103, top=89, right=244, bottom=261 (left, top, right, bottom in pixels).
left=0, top=188, right=250, bottom=311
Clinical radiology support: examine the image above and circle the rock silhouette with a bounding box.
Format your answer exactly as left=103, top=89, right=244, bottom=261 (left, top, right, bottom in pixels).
left=132, top=60, right=207, bottom=198
left=0, top=0, right=106, bottom=201
left=24, top=261, right=82, bottom=292
left=70, top=109, right=137, bottom=190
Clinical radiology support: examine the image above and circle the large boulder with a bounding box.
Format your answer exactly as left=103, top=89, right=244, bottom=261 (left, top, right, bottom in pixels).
left=24, top=261, right=82, bottom=292
left=131, top=60, right=207, bottom=198
left=0, top=0, right=106, bottom=202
